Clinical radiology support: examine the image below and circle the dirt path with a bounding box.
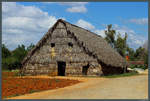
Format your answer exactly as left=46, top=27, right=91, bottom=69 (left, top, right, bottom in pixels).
left=8, top=75, right=148, bottom=99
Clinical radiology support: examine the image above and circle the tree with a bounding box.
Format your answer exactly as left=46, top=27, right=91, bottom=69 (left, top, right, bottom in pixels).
left=7, top=44, right=28, bottom=70
left=144, top=52, right=148, bottom=66
left=12, top=45, right=28, bottom=61
left=115, top=33, right=128, bottom=57
left=144, top=52, right=148, bottom=67
left=134, top=46, right=146, bottom=60
left=105, top=24, right=116, bottom=48
left=104, top=24, right=129, bottom=57
left=2, top=44, right=11, bottom=70
left=4, top=57, right=19, bottom=71
left=126, top=46, right=135, bottom=61
left=27, top=43, right=35, bottom=52
left=2, top=43, right=36, bottom=71
left=2, top=44, right=11, bottom=58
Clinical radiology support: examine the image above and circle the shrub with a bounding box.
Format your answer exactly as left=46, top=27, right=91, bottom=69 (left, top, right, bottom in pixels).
left=129, top=64, right=147, bottom=70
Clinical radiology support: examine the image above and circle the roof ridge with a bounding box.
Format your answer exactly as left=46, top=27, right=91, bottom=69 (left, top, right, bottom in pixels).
left=58, top=19, right=102, bottom=39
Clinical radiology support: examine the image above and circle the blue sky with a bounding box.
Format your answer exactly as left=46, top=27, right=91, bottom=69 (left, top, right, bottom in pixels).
left=2, top=2, right=148, bottom=50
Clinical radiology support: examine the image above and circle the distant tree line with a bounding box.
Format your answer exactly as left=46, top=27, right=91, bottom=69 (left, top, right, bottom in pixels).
left=104, top=24, right=148, bottom=68
left=2, top=44, right=35, bottom=71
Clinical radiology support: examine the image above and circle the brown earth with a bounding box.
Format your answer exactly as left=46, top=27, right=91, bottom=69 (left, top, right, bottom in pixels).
left=2, top=72, right=80, bottom=99
left=7, top=74, right=148, bottom=99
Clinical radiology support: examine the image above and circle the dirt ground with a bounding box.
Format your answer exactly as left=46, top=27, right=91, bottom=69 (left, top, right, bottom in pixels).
left=2, top=72, right=80, bottom=99
left=7, top=73, right=148, bottom=99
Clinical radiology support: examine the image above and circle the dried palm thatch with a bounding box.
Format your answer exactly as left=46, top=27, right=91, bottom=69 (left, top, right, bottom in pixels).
left=22, top=19, right=128, bottom=75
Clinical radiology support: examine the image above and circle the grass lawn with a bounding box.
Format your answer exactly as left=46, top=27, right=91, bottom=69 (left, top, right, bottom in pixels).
left=103, top=72, right=139, bottom=78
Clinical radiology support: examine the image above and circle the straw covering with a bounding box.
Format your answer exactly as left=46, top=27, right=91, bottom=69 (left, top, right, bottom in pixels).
left=21, top=19, right=128, bottom=76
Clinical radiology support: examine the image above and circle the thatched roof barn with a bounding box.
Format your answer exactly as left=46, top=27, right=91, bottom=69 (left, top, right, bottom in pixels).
left=21, top=19, right=128, bottom=76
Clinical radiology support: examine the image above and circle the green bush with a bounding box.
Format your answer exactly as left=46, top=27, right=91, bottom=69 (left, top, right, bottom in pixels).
left=2, top=57, right=21, bottom=71
left=2, top=44, right=35, bottom=71
left=129, top=64, right=147, bottom=70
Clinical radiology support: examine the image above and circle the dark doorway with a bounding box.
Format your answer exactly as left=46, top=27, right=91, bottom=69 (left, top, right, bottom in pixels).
left=57, top=61, right=66, bottom=76
left=82, top=64, right=89, bottom=75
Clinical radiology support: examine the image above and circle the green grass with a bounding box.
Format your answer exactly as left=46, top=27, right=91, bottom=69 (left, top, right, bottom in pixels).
left=103, top=72, right=139, bottom=78
left=3, top=80, right=7, bottom=83
left=2, top=69, right=12, bottom=72
left=55, top=79, right=60, bottom=82
left=29, top=90, right=40, bottom=94
left=6, top=94, right=20, bottom=98
left=11, top=69, right=20, bottom=72
left=2, top=69, right=20, bottom=72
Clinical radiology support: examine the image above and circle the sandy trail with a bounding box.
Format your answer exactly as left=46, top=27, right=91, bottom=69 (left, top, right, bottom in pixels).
left=8, top=74, right=148, bottom=99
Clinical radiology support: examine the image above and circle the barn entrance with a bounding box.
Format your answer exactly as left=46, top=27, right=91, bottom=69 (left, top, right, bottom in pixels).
left=82, top=64, right=89, bottom=75
left=57, top=61, right=66, bottom=76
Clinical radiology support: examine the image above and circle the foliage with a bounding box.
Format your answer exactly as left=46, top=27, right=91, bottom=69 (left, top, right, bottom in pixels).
left=2, top=44, right=35, bottom=71
left=12, top=45, right=28, bottom=60
left=27, top=43, right=35, bottom=51
left=105, top=24, right=116, bottom=48
left=104, top=24, right=148, bottom=65
left=2, top=44, right=12, bottom=70
left=134, top=47, right=147, bottom=60
left=144, top=52, right=148, bottom=66
left=126, top=46, right=135, bottom=61
left=104, top=72, right=138, bottom=78
left=2, top=44, right=11, bottom=58
left=115, top=33, right=127, bottom=57
left=2, top=57, right=20, bottom=71
left=133, top=47, right=148, bottom=69
left=129, top=64, right=147, bottom=70
left=104, top=25, right=128, bottom=57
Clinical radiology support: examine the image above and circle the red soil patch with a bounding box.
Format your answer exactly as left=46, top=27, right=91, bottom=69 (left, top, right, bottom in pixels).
left=2, top=72, right=80, bottom=99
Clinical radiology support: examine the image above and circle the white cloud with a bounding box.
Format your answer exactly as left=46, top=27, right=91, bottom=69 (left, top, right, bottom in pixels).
left=5, top=29, right=24, bottom=34
left=94, top=30, right=106, bottom=38
left=76, top=19, right=95, bottom=30
left=143, top=40, right=148, bottom=50
left=59, top=2, right=88, bottom=13
left=127, top=18, right=148, bottom=25
left=76, top=19, right=107, bottom=38
left=2, top=2, right=58, bottom=50
left=66, top=6, right=87, bottom=13
left=40, top=2, right=88, bottom=13
left=59, top=2, right=88, bottom=6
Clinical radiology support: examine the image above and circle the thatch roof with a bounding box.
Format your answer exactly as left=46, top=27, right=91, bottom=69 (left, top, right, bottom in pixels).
left=22, top=19, right=128, bottom=68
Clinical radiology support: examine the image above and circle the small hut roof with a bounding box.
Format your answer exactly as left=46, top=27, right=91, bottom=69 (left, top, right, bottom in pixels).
left=22, top=19, right=127, bottom=68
